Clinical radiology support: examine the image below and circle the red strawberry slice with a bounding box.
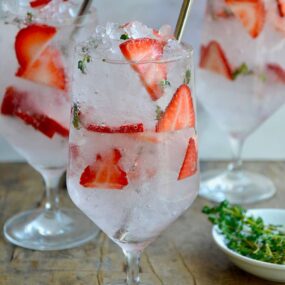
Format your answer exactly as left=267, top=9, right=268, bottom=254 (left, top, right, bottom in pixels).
left=199, top=41, right=232, bottom=80
left=178, top=137, right=198, bottom=180
left=16, top=47, right=67, bottom=91
left=15, top=24, right=56, bottom=68
left=86, top=123, right=144, bottom=133
left=15, top=24, right=67, bottom=90
left=80, top=149, right=128, bottom=190
left=277, top=0, right=285, bottom=17
left=120, top=38, right=167, bottom=101
left=225, top=0, right=265, bottom=38
left=267, top=63, right=285, bottom=83
left=1, top=86, right=69, bottom=138
left=30, top=0, right=52, bottom=8
left=156, top=84, right=195, bottom=132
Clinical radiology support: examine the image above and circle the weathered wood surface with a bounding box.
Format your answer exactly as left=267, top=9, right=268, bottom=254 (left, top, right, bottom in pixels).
left=0, top=161, right=285, bottom=285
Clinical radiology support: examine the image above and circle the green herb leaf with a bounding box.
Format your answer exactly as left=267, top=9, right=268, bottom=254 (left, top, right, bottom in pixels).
left=120, top=34, right=130, bottom=40
left=155, top=105, right=164, bottom=121
left=72, top=103, right=80, bottom=129
left=184, top=69, right=191, bottom=84
left=203, top=201, right=285, bottom=264
left=232, top=63, right=253, bottom=80
left=160, top=79, right=171, bottom=89
left=26, top=12, right=33, bottom=23
left=78, top=54, right=91, bottom=74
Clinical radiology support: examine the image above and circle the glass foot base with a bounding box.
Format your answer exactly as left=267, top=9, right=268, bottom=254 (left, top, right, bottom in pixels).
left=199, top=169, right=276, bottom=204
left=3, top=208, right=99, bottom=250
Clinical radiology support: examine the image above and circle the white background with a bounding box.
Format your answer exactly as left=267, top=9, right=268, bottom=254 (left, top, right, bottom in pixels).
left=1, top=0, right=285, bottom=161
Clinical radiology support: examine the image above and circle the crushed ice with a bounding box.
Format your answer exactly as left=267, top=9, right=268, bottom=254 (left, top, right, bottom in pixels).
left=83, top=21, right=189, bottom=61
left=1, top=0, right=81, bottom=24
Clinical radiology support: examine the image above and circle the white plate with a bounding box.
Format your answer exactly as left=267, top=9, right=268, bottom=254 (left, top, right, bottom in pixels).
left=212, top=209, right=285, bottom=283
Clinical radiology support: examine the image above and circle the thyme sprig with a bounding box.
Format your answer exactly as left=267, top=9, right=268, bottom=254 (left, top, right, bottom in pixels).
left=203, top=201, right=285, bottom=264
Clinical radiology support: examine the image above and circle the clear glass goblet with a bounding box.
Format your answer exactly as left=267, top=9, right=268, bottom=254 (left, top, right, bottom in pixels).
left=67, top=29, right=199, bottom=284
left=0, top=0, right=98, bottom=250
left=197, top=0, right=285, bottom=204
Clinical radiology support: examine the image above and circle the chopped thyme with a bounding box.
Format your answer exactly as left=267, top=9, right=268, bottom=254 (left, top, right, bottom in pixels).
left=25, top=12, right=33, bottom=23
left=232, top=63, right=253, bottom=80
left=155, top=105, right=164, bottom=120
left=203, top=201, right=285, bottom=265
left=120, top=33, right=130, bottom=40
left=160, top=79, right=171, bottom=89
left=184, top=69, right=191, bottom=84
left=78, top=54, right=91, bottom=74
left=72, top=103, right=80, bottom=129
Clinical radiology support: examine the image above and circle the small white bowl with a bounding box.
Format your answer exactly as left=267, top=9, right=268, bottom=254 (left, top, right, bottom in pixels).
left=212, top=208, right=285, bottom=283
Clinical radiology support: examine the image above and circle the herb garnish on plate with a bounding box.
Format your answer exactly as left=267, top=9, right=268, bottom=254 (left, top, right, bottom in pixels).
left=203, top=201, right=285, bottom=264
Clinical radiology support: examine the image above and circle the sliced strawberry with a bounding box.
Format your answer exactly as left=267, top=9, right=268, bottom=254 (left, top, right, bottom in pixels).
left=267, top=63, right=285, bottom=83
left=80, top=149, right=128, bottom=190
left=16, top=47, right=67, bottom=91
left=86, top=123, right=144, bottom=133
left=15, top=24, right=67, bottom=90
left=120, top=38, right=166, bottom=101
left=1, top=86, right=69, bottom=138
left=225, top=0, right=265, bottom=38
left=278, top=0, right=285, bottom=17
left=199, top=41, right=232, bottom=80
left=30, top=0, right=52, bottom=8
left=178, top=137, right=198, bottom=180
left=156, top=84, right=195, bottom=132
left=15, top=24, right=56, bottom=68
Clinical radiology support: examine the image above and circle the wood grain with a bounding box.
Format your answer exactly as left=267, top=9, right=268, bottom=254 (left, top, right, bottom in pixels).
left=0, top=161, right=284, bottom=285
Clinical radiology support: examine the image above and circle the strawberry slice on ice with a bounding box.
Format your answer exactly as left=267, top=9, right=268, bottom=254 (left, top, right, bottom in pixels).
left=16, top=47, right=67, bottom=91
left=30, top=0, right=52, bottom=8
left=199, top=41, right=233, bottom=80
left=267, top=63, right=285, bottom=83
left=15, top=24, right=56, bottom=68
left=225, top=0, right=265, bottom=38
left=80, top=149, right=128, bottom=190
left=1, top=86, right=69, bottom=138
left=178, top=137, right=198, bottom=180
left=120, top=38, right=167, bottom=101
left=86, top=123, right=144, bottom=133
left=277, top=0, right=285, bottom=17
left=15, top=24, right=67, bottom=90
left=156, top=84, right=195, bottom=132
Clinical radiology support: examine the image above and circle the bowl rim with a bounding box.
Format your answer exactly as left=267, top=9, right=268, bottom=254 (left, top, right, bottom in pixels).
left=212, top=208, right=285, bottom=270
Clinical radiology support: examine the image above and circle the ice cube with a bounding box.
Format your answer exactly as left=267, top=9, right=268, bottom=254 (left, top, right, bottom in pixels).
left=163, top=39, right=188, bottom=60
left=158, top=24, right=172, bottom=38
left=39, top=0, right=78, bottom=23
left=123, top=21, right=153, bottom=39
left=106, top=22, right=122, bottom=40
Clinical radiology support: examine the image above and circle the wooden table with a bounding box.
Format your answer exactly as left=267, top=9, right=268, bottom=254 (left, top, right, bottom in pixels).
left=0, top=161, right=284, bottom=285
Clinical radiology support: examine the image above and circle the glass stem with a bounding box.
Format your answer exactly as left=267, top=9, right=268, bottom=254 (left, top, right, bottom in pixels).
left=228, top=137, right=244, bottom=173
left=41, top=168, right=65, bottom=212
left=123, top=249, right=141, bottom=285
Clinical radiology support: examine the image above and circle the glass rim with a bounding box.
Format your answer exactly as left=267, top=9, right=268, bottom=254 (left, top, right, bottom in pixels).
left=0, top=9, right=97, bottom=28
left=88, top=42, right=194, bottom=65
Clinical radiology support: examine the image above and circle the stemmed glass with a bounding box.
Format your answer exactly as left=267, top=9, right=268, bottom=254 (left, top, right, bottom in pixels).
left=67, top=23, right=199, bottom=284
left=197, top=0, right=285, bottom=204
left=0, top=0, right=98, bottom=250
